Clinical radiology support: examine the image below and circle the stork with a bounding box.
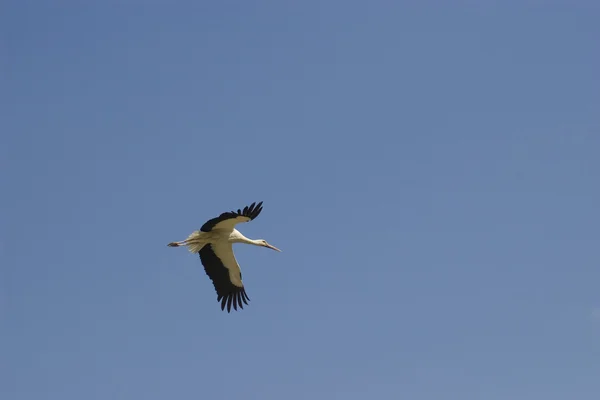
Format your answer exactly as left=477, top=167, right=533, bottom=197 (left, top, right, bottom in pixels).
left=168, top=201, right=280, bottom=312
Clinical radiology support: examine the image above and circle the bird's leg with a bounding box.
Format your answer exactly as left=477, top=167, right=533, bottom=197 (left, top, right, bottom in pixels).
left=168, top=231, right=206, bottom=251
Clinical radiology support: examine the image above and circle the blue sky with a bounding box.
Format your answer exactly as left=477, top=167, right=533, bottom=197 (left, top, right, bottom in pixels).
left=2, top=1, right=599, bottom=399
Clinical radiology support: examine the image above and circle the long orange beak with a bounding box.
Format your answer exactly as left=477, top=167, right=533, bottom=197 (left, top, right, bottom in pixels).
left=265, top=243, right=282, bottom=252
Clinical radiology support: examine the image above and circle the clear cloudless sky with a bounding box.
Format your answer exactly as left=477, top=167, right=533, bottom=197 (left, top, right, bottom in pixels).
left=2, top=1, right=599, bottom=399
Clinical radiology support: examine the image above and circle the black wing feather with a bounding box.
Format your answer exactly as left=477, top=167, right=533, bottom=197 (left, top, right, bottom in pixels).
left=198, top=244, right=250, bottom=313
left=226, top=294, right=233, bottom=313
left=200, top=201, right=264, bottom=232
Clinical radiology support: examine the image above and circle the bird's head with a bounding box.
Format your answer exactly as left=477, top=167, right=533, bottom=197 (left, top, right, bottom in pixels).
left=259, top=239, right=282, bottom=252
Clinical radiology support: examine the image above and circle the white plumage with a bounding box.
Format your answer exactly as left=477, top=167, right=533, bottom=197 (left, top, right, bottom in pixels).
left=168, top=201, right=280, bottom=312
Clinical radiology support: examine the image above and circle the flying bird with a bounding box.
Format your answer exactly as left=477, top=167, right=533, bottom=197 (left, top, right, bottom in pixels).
left=168, top=201, right=281, bottom=312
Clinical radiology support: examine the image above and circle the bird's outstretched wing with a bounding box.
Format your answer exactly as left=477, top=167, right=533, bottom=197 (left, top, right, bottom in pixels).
left=200, top=201, right=263, bottom=232
left=199, top=242, right=250, bottom=312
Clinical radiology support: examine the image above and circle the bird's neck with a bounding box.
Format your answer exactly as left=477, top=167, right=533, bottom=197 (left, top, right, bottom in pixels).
left=230, top=230, right=261, bottom=246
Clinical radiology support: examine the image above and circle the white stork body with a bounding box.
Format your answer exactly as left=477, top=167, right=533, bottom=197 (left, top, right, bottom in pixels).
left=168, top=202, right=280, bottom=312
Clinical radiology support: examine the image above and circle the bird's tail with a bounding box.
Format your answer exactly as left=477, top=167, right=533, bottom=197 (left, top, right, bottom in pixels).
left=186, top=242, right=205, bottom=253
left=167, top=231, right=206, bottom=253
